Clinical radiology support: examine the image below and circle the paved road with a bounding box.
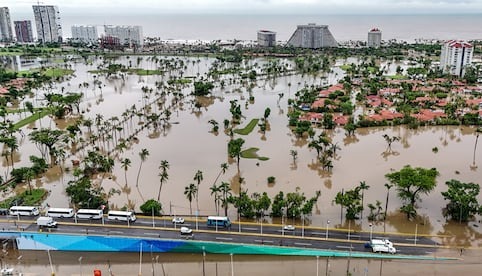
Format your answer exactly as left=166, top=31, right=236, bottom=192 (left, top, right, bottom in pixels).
left=0, top=215, right=441, bottom=256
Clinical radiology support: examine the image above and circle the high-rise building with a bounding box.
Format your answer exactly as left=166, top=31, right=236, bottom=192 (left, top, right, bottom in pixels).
left=0, top=7, right=14, bottom=42
left=71, top=25, right=98, bottom=44
left=287, top=23, right=337, bottom=48
left=439, top=40, right=473, bottom=77
left=14, top=20, right=34, bottom=43
left=32, top=5, right=62, bottom=43
left=257, top=30, right=276, bottom=47
left=104, top=25, right=143, bottom=47
left=367, top=28, right=382, bottom=48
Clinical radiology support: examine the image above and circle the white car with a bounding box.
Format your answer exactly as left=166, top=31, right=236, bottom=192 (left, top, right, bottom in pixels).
left=180, top=227, right=193, bottom=235
left=172, top=217, right=185, bottom=224
left=283, top=225, right=295, bottom=231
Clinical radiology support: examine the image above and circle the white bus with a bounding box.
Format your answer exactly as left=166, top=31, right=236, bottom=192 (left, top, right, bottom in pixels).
left=76, top=209, right=104, bottom=220
left=46, top=207, right=75, bottom=218
left=9, top=206, right=39, bottom=216
left=107, top=211, right=136, bottom=222
left=206, top=216, right=231, bottom=228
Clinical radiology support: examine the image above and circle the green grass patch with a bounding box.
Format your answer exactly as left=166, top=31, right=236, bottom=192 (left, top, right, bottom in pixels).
left=234, top=118, right=259, bottom=135
left=43, top=68, right=75, bottom=78
left=339, top=64, right=352, bottom=71
left=387, top=74, right=408, bottom=80
left=0, top=188, right=48, bottom=208
left=127, top=68, right=164, bottom=75
left=13, top=108, right=52, bottom=130
left=240, top=147, right=269, bottom=161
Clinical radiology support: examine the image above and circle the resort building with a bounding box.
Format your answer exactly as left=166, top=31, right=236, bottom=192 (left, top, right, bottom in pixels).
left=286, top=23, right=337, bottom=48
left=439, top=40, right=473, bottom=77
left=14, top=20, right=34, bottom=43
left=32, top=5, right=62, bottom=43
left=367, top=28, right=381, bottom=48
left=71, top=25, right=98, bottom=44
left=257, top=30, right=276, bottom=47
left=0, top=7, right=14, bottom=42
left=104, top=25, right=143, bottom=47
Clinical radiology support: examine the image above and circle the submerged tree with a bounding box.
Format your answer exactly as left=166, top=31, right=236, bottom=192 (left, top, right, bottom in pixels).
left=441, top=179, right=482, bottom=223
left=385, top=165, right=439, bottom=219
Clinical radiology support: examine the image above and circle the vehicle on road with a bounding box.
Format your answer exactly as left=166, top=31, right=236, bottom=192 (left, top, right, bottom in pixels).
left=172, top=217, right=185, bottom=224
left=366, top=239, right=393, bottom=248
left=9, top=206, right=39, bottom=216
left=76, top=209, right=103, bottom=220
left=180, top=227, right=193, bottom=235
left=46, top=207, right=75, bottom=218
left=107, top=210, right=136, bottom=222
left=207, top=216, right=231, bottom=228
left=36, top=216, right=58, bottom=228
left=283, top=225, right=295, bottom=231
left=372, top=244, right=396, bottom=254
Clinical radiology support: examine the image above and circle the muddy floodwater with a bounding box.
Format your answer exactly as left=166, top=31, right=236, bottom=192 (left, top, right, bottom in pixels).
left=1, top=249, right=481, bottom=275
left=2, top=55, right=481, bottom=249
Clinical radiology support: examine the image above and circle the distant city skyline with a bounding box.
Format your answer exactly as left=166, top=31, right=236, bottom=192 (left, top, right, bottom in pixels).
left=3, top=0, right=482, bottom=14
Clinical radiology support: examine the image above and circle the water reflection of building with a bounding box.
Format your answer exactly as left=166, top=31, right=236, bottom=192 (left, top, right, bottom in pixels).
left=287, top=23, right=337, bottom=48
left=257, top=30, right=276, bottom=47
left=14, top=20, right=34, bottom=43
left=0, top=7, right=14, bottom=42
left=440, top=40, right=473, bottom=77
left=71, top=25, right=98, bottom=44
left=32, top=5, right=63, bottom=43
left=367, top=28, right=381, bottom=48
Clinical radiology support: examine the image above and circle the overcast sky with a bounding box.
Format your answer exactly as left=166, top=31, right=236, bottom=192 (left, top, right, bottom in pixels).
left=3, top=0, right=482, bottom=14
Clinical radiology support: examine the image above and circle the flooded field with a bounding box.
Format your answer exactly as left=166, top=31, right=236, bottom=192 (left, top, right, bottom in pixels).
left=1, top=55, right=481, bottom=247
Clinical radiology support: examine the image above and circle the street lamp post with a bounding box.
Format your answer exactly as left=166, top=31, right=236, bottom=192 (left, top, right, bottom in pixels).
left=325, top=220, right=330, bottom=240
left=301, top=214, right=305, bottom=238
left=369, top=223, right=373, bottom=241
left=414, top=224, right=418, bottom=245
left=202, top=246, right=206, bottom=276
left=316, top=255, right=319, bottom=276
left=78, top=256, right=83, bottom=276
left=230, top=253, right=234, bottom=276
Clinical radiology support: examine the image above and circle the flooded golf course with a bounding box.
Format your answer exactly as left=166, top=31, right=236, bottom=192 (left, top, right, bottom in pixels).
left=1, top=54, right=481, bottom=274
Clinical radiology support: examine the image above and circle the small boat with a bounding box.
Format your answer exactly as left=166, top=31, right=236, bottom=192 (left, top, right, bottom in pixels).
left=0, top=267, right=14, bottom=275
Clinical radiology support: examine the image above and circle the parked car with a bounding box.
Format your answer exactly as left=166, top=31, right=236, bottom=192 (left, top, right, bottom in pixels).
left=172, top=217, right=185, bottom=224
left=283, top=225, right=295, bottom=231
left=180, top=227, right=193, bottom=235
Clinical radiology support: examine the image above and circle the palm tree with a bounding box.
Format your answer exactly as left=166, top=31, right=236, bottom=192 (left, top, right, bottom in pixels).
left=120, top=158, right=131, bottom=187
left=382, top=134, right=400, bottom=152
left=473, top=128, right=481, bottom=166
left=219, top=182, right=232, bottom=216
left=358, top=181, right=370, bottom=219
left=212, top=163, right=228, bottom=187
left=157, top=160, right=169, bottom=201
left=290, top=149, right=298, bottom=163
left=384, top=183, right=393, bottom=220
left=193, top=170, right=203, bottom=213
left=24, top=168, right=35, bottom=194
left=210, top=184, right=221, bottom=215
left=184, top=183, right=198, bottom=216
left=136, top=149, right=149, bottom=187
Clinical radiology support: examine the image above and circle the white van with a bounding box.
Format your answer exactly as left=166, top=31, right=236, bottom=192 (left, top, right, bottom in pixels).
left=46, top=207, right=75, bottom=218
left=370, top=239, right=393, bottom=247
left=107, top=210, right=136, bottom=222
left=372, top=244, right=396, bottom=254
left=76, top=209, right=103, bottom=220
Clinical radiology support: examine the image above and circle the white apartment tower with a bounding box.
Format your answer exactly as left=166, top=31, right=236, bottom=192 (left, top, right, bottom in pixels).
left=32, top=5, right=62, bottom=43
left=104, top=25, right=143, bottom=47
left=439, top=40, right=473, bottom=77
left=287, top=23, right=337, bottom=48
left=0, top=7, right=14, bottom=42
left=71, top=25, right=98, bottom=44
left=367, top=28, right=382, bottom=48
left=257, top=30, right=276, bottom=47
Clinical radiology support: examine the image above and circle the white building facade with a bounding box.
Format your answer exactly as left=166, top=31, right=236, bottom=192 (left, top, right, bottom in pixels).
left=367, top=28, right=381, bottom=48
left=440, top=40, right=473, bottom=77
left=257, top=30, right=276, bottom=47
left=32, top=5, right=62, bottom=43
left=71, top=25, right=98, bottom=44
left=104, top=25, right=143, bottom=47
left=0, top=7, right=14, bottom=42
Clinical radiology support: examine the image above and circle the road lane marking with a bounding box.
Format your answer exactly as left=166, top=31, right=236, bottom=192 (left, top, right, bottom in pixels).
left=254, top=240, right=273, bottom=243
left=336, top=245, right=354, bottom=249
left=216, top=237, right=233, bottom=241
left=243, top=227, right=258, bottom=231
left=144, top=233, right=160, bottom=236
left=294, top=242, right=312, bottom=246
left=109, top=231, right=123, bottom=234
left=311, top=232, right=325, bottom=235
